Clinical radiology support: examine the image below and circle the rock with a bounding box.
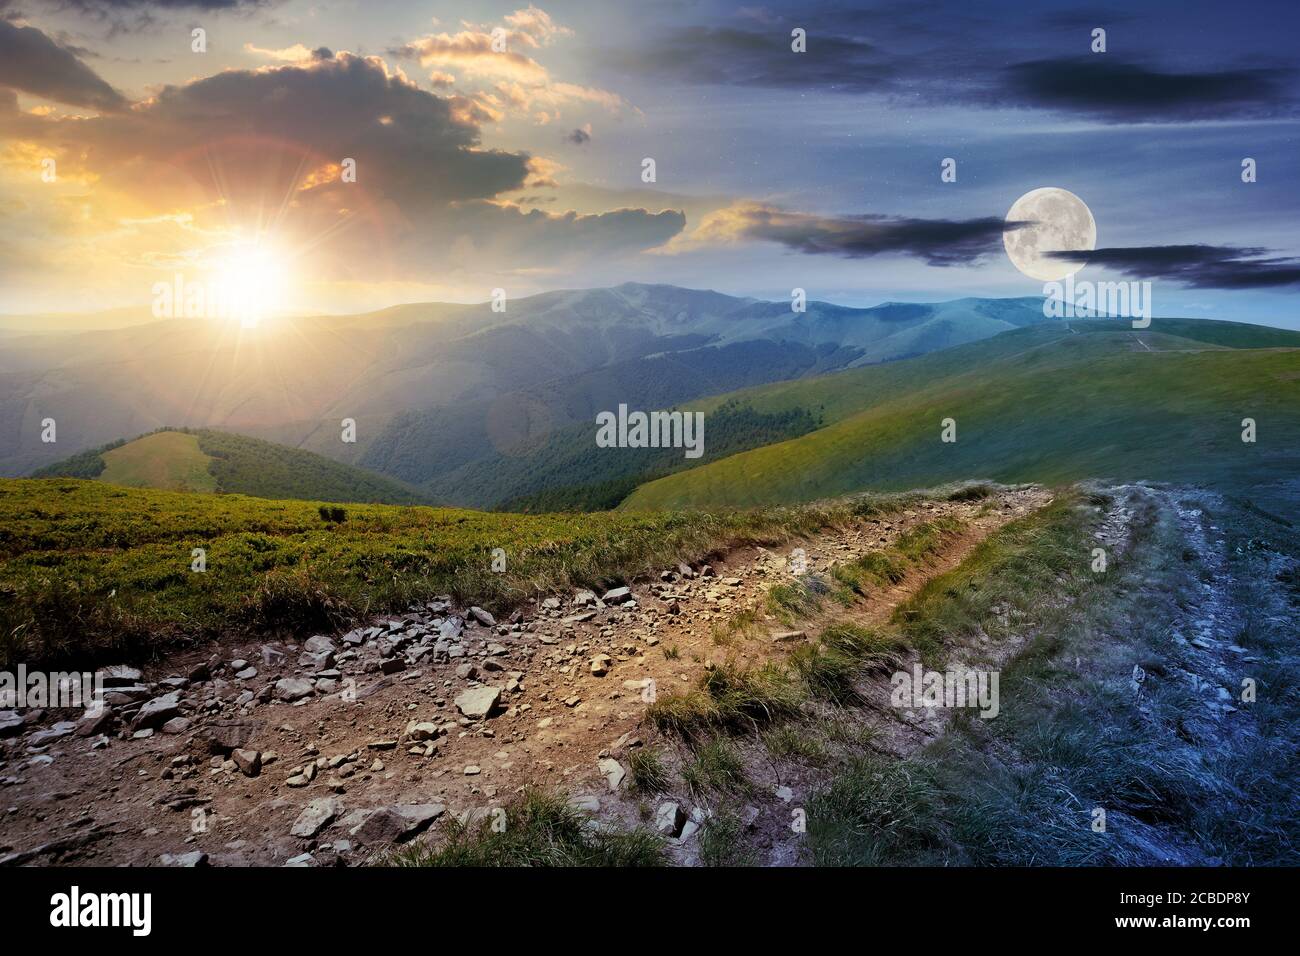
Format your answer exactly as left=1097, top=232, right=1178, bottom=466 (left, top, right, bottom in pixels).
left=454, top=686, right=502, bottom=720
left=741, top=805, right=760, bottom=829
left=75, top=708, right=114, bottom=737
left=541, top=597, right=561, bottom=611
left=160, top=717, right=191, bottom=735
left=101, top=665, right=143, bottom=687
left=468, top=607, right=496, bottom=627
left=0, top=711, right=24, bottom=738
left=234, top=667, right=258, bottom=681
left=232, top=749, right=261, bottom=777
left=602, top=586, right=632, bottom=604
left=188, top=662, right=211, bottom=683
left=201, top=719, right=262, bottom=755
left=455, top=663, right=478, bottom=680
left=590, top=654, right=612, bottom=677
left=464, top=765, right=481, bottom=775
left=379, top=658, right=405, bottom=675
left=303, top=635, right=337, bottom=655
left=274, top=678, right=315, bottom=702
left=775, top=785, right=794, bottom=803
left=770, top=630, right=806, bottom=644
left=405, top=721, right=440, bottom=741
left=284, top=853, right=315, bottom=867
left=290, top=798, right=342, bottom=838
left=160, top=850, right=208, bottom=867
left=133, top=692, right=182, bottom=730
left=569, top=794, right=601, bottom=813
left=573, top=590, right=598, bottom=606
left=28, top=721, right=78, bottom=746
left=597, top=758, right=626, bottom=791
left=655, top=801, right=687, bottom=837
left=367, top=739, right=398, bottom=751
left=350, top=804, right=445, bottom=844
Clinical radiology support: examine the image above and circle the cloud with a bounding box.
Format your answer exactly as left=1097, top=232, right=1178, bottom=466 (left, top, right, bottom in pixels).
left=244, top=43, right=331, bottom=63
left=0, top=19, right=129, bottom=111
left=0, top=50, right=682, bottom=285
left=391, top=6, right=626, bottom=121
left=999, top=59, right=1294, bottom=122
left=1048, top=245, right=1300, bottom=289
left=695, top=202, right=1017, bottom=267
left=565, top=123, right=591, bottom=145
left=607, top=7, right=1297, bottom=123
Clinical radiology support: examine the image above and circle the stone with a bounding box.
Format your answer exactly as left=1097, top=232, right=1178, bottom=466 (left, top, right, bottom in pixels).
left=284, top=853, right=315, bottom=867
left=160, top=717, right=191, bottom=735
left=160, top=850, right=208, bottom=867
left=573, top=590, right=597, bottom=606
left=133, top=692, right=182, bottom=730
left=0, top=711, right=24, bottom=738
left=590, top=654, right=612, bottom=677
left=201, top=719, right=261, bottom=755
left=232, top=749, right=261, bottom=777
left=602, top=586, right=632, bottom=604
left=379, top=658, right=405, bottom=675
left=290, top=797, right=341, bottom=838
left=234, top=667, right=258, bottom=681
left=454, top=686, right=501, bottom=720
left=468, top=607, right=496, bottom=627
left=655, top=801, right=687, bottom=837
left=597, top=758, right=626, bottom=791
left=464, top=765, right=481, bottom=775
left=303, top=635, right=337, bottom=655
left=75, top=708, right=114, bottom=738
left=101, top=665, right=143, bottom=687
left=455, top=663, right=478, bottom=680
left=349, top=804, right=445, bottom=844
left=770, top=630, right=806, bottom=644
left=28, top=721, right=78, bottom=746
left=275, top=678, right=315, bottom=701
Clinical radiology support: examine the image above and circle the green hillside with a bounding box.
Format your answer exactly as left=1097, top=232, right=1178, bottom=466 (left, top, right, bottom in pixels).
left=31, top=428, right=428, bottom=505
left=0, top=477, right=860, bottom=669
left=622, top=319, right=1300, bottom=516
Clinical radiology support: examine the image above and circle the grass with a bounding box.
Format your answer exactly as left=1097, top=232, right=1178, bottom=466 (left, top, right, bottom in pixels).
left=698, top=805, right=757, bottom=866
left=37, top=427, right=427, bottom=505
left=647, top=661, right=803, bottom=737
left=627, top=747, right=671, bottom=795
left=99, top=431, right=217, bottom=493
left=805, top=488, right=1300, bottom=865
left=622, top=322, right=1300, bottom=514
left=0, top=477, right=867, bottom=669
left=682, top=738, right=751, bottom=798
left=382, top=789, right=666, bottom=867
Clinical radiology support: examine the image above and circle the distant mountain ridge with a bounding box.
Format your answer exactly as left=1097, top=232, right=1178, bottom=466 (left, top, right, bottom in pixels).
left=0, top=283, right=1067, bottom=494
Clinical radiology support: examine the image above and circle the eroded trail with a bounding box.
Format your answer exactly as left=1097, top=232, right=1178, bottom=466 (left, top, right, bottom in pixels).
left=0, top=486, right=1051, bottom=867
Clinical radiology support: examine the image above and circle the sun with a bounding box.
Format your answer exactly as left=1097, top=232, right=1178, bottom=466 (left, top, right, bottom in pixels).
left=212, top=242, right=291, bottom=327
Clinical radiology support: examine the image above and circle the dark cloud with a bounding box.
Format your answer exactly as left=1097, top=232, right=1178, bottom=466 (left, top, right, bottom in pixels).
left=565, top=126, right=590, bottom=145
left=612, top=26, right=895, bottom=93
left=0, top=18, right=128, bottom=110
left=1001, top=58, right=1293, bottom=121
left=1048, top=245, right=1300, bottom=289
left=710, top=204, right=1019, bottom=267
left=0, top=51, right=683, bottom=277
left=608, top=5, right=1296, bottom=122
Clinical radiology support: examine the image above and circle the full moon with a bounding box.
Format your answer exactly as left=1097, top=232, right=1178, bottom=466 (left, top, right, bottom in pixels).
left=1003, top=187, right=1096, bottom=282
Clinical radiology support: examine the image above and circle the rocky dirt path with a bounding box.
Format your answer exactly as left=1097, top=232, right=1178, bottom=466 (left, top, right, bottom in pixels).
left=0, top=486, right=1050, bottom=867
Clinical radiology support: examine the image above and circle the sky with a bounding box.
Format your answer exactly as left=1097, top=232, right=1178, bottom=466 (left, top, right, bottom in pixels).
left=1, top=0, right=1298, bottom=325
